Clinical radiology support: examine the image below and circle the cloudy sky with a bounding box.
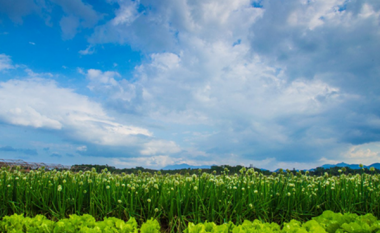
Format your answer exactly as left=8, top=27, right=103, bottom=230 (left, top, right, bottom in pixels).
left=0, top=0, right=379, bottom=170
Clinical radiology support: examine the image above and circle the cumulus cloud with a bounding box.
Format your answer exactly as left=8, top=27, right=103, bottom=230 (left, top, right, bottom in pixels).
left=249, top=0, right=380, bottom=90
left=0, top=78, right=152, bottom=146
left=140, top=140, right=181, bottom=156
left=0, top=54, right=185, bottom=162
left=84, top=69, right=143, bottom=115
left=81, top=0, right=380, bottom=168
left=84, top=40, right=346, bottom=163
left=90, top=0, right=263, bottom=52
left=2, top=0, right=380, bottom=169
left=338, top=142, right=380, bottom=166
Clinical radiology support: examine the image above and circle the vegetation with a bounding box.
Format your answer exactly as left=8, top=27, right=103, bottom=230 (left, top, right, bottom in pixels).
left=70, top=163, right=380, bottom=176
left=1, top=166, right=380, bottom=232
left=2, top=210, right=380, bottom=232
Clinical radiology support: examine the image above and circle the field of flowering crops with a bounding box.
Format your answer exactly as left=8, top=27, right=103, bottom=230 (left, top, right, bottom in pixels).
left=1, top=166, right=379, bottom=232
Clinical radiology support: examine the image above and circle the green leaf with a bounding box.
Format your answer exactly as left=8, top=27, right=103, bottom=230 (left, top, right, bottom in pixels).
left=140, top=218, right=161, bottom=233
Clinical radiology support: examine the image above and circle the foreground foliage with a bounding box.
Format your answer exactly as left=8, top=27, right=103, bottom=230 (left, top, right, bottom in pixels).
left=2, top=211, right=380, bottom=232
left=1, top=166, right=380, bottom=231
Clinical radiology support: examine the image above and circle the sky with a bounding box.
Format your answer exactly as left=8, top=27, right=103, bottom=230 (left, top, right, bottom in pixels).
left=0, top=0, right=380, bottom=171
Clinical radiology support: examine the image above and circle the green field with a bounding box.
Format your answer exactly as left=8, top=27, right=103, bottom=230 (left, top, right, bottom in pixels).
left=1, top=166, right=379, bottom=232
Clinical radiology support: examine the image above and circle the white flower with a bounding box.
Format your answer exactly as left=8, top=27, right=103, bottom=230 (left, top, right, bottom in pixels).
left=57, top=185, right=62, bottom=192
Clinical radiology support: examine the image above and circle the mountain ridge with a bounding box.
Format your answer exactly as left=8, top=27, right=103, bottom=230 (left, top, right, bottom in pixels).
left=161, top=163, right=212, bottom=170
left=160, top=162, right=380, bottom=171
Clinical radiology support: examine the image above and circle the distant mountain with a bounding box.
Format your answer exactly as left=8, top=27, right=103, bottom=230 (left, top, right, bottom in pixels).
left=161, top=162, right=380, bottom=172
left=319, top=162, right=380, bottom=170
left=320, top=162, right=356, bottom=169
left=161, top=163, right=211, bottom=170
left=274, top=168, right=309, bottom=172
left=370, top=163, right=380, bottom=169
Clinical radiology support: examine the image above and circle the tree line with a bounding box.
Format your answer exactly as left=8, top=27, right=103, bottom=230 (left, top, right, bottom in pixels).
left=70, top=164, right=379, bottom=176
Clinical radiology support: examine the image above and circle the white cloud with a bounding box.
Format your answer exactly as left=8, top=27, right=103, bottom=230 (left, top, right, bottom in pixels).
left=340, top=142, right=380, bottom=165
left=79, top=45, right=95, bottom=55
left=0, top=54, right=14, bottom=71
left=359, top=3, right=380, bottom=19
left=111, top=0, right=140, bottom=26
left=0, top=78, right=152, bottom=146
left=3, top=0, right=380, bottom=168
left=81, top=0, right=380, bottom=166
left=85, top=69, right=138, bottom=103
left=90, top=0, right=263, bottom=52
left=140, top=140, right=181, bottom=155
left=287, top=0, right=346, bottom=30
left=87, top=69, right=120, bottom=87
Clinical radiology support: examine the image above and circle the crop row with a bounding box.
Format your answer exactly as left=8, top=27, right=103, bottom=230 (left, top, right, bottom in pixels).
left=2, top=210, right=380, bottom=232
left=1, top=167, right=380, bottom=231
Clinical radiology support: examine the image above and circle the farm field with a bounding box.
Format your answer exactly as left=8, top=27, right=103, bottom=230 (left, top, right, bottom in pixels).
left=1, top=166, right=380, bottom=232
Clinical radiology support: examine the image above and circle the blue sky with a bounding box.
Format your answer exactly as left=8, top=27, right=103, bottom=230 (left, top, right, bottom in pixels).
left=1, top=0, right=380, bottom=170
